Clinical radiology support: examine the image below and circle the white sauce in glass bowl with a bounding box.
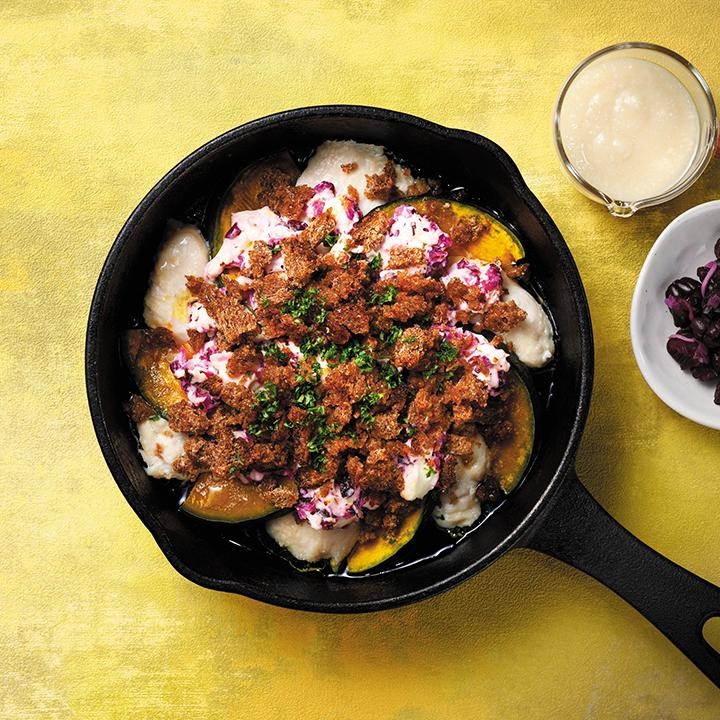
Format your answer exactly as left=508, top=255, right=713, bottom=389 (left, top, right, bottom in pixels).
left=558, top=57, right=700, bottom=202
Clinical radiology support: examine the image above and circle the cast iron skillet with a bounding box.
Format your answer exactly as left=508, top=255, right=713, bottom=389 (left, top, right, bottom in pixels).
left=85, top=105, right=720, bottom=686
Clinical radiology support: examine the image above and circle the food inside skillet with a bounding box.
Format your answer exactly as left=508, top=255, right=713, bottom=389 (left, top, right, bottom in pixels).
left=124, top=140, right=555, bottom=573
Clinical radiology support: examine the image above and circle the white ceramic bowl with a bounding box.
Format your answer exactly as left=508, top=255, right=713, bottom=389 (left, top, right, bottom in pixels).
left=631, top=200, right=720, bottom=428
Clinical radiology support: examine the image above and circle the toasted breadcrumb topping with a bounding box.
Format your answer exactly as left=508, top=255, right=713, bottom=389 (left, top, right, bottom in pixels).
left=133, top=151, right=539, bottom=548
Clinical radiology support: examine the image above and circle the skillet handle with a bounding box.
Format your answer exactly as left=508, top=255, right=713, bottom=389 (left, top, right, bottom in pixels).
left=525, top=472, right=720, bottom=687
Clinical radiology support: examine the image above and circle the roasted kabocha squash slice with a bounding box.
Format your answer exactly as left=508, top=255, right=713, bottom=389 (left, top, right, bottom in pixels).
left=487, top=369, right=536, bottom=494
left=345, top=504, right=424, bottom=575
left=122, top=328, right=186, bottom=416
left=182, top=474, right=283, bottom=523
left=211, top=150, right=301, bottom=257
left=365, top=196, right=525, bottom=267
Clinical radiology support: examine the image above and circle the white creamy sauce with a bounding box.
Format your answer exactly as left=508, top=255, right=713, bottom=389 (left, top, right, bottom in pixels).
left=558, top=57, right=700, bottom=201
left=400, top=454, right=439, bottom=501
left=433, top=435, right=488, bottom=529
left=204, top=207, right=296, bottom=281
left=137, top=417, right=188, bottom=480
left=296, top=140, right=417, bottom=216
left=265, top=513, right=360, bottom=565
left=501, top=275, right=555, bottom=368
left=143, top=225, right=209, bottom=342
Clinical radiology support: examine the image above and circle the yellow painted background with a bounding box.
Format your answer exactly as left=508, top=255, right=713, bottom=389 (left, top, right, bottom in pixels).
left=2, top=1, right=720, bottom=717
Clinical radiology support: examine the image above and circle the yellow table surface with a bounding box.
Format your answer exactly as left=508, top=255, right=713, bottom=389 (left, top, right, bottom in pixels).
left=3, top=1, right=720, bottom=717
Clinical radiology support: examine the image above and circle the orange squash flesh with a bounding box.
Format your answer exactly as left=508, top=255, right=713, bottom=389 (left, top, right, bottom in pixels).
left=346, top=506, right=424, bottom=575
left=489, top=371, right=535, bottom=494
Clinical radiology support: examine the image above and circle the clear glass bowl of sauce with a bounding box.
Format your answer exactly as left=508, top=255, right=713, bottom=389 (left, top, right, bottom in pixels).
left=553, top=42, right=717, bottom=217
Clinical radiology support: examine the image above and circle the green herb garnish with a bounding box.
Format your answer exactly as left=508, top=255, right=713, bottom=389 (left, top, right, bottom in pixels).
left=322, top=232, right=339, bottom=248
left=424, top=340, right=460, bottom=379
left=369, top=284, right=398, bottom=306
left=357, top=391, right=384, bottom=426
left=379, top=324, right=402, bottom=345
left=229, top=451, right=244, bottom=476
left=247, top=382, right=280, bottom=436
left=281, top=287, right=327, bottom=325
left=353, top=347, right=375, bottom=373
left=308, top=421, right=337, bottom=471
left=264, top=342, right=290, bottom=365
left=378, top=361, right=403, bottom=389
left=437, top=340, right=459, bottom=363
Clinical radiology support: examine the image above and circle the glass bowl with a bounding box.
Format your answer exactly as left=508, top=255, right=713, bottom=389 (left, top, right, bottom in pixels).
left=553, top=42, right=717, bottom=217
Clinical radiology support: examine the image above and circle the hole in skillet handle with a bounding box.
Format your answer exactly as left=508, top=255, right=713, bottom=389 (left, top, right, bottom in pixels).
left=524, top=473, right=720, bottom=688
left=703, top=616, right=720, bottom=656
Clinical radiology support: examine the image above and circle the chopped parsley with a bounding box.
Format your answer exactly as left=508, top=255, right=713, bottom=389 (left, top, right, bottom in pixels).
left=299, top=335, right=327, bottom=358
left=349, top=345, right=375, bottom=373
left=264, top=342, right=290, bottom=365
left=369, top=284, right=398, bottom=306
left=437, top=367, right=459, bottom=393
left=294, top=378, right=325, bottom=423
left=281, top=287, right=328, bottom=325
left=379, top=324, right=402, bottom=345
left=247, top=382, right=280, bottom=436
left=322, top=231, right=340, bottom=248
left=368, top=253, right=382, bottom=272
left=229, top=451, right=244, bottom=476
left=298, top=335, right=377, bottom=374
left=423, top=340, right=460, bottom=379
left=357, top=391, right=384, bottom=426
left=308, top=425, right=333, bottom=470
left=437, top=340, right=459, bottom=363
left=378, top=361, right=403, bottom=389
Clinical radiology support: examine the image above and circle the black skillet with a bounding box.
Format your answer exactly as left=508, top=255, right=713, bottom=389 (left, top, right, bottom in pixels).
left=85, top=106, right=720, bottom=686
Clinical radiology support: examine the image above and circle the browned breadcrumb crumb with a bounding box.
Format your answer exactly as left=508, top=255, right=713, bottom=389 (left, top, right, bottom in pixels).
left=127, top=394, right=156, bottom=423
left=364, top=160, right=397, bottom=202
left=348, top=210, right=389, bottom=253
left=405, top=179, right=430, bottom=196
left=450, top=215, right=492, bottom=252
left=186, top=276, right=258, bottom=345
left=503, top=260, right=530, bottom=280
left=167, top=401, right=210, bottom=434
left=481, top=300, right=527, bottom=334
left=258, top=168, right=315, bottom=222
left=341, top=162, right=358, bottom=173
